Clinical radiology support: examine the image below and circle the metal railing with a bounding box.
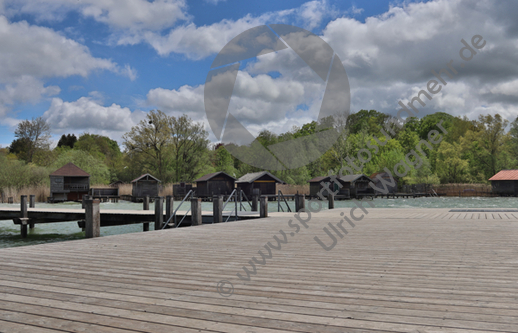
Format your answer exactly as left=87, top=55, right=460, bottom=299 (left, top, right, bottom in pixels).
left=277, top=190, right=292, bottom=212
left=162, top=189, right=194, bottom=229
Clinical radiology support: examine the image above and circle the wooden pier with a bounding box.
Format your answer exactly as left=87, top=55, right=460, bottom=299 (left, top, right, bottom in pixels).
left=0, top=207, right=517, bottom=332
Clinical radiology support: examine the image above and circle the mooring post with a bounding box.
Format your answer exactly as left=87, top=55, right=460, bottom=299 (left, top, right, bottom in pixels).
left=295, top=193, right=306, bottom=212
left=85, top=198, right=100, bottom=238
left=251, top=188, right=260, bottom=211
left=328, top=193, right=334, bottom=209
left=8, top=197, right=13, bottom=204
left=20, top=195, right=28, bottom=238
left=154, top=197, right=163, bottom=230
left=213, top=195, right=223, bottom=223
left=143, top=195, right=150, bottom=210
left=165, top=195, right=174, bottom=222
left=28, top=194, right=36, bottom=228
left=191, top=198, right=202, bottom=225
left=82, top=195, right=89, bottom=209
left=142, top=195, right=150, bottom=231
left=260, top=196, right=268, bottom=218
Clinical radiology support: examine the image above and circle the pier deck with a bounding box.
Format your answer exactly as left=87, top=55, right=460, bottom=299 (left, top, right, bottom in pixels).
left=0, top=206, right=259, bottom=227
left=0, top=208, right=517, bottom=332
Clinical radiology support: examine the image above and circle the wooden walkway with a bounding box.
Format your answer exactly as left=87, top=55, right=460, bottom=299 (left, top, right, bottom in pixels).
left=0, top=208, right=517, bottom=332
left=0, top=207, right=259, bottom=226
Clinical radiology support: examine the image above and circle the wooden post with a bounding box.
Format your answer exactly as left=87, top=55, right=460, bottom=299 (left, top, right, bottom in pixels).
left=82, top=195, right=89, bottom=209
left=85, top=199, right=100, bottom=238
left=28, top=195, right=36, bottom=228
left=251, top=188, right=260, bottom=211
left=20, top=195, right=28, bottom=238
left=143, top=195, right=150, bottom=210
left=155, top=197, right=163, bottom=230
left=213, top=195, right=223, bottom=223
left=143, top=195, right=150, bottom=232
left=328, top=193, right=334, bottom=209
left=191, top=198, right=202, bottom=226
left=260, top=196, right=268, bottom=218
left=8, top=197, right=13, bottom=204
left=165, top=195, right=174, bottom=222
left=295, top=193, right=306, bottom=212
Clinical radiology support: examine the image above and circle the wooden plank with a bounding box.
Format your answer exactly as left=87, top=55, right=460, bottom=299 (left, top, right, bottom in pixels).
left=0, top=208, right=517, bottom=332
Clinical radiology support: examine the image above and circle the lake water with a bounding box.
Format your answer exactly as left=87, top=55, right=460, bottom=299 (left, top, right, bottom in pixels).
left=1, top=196, right=516, bottom=249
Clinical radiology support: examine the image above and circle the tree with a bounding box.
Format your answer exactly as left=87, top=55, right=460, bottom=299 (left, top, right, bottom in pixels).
left=57, top=134, right=77, bottom=149
left=123, top=110, right=172, bottom=181
left=463, top=114, right=509, bottom=178
left=436, top=141, right=470, bottom=183
left=169, top=114, right=210, bottom=182
left=11, top=117, right=51, bottom=163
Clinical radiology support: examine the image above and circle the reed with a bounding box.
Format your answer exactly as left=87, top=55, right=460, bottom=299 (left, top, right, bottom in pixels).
left=276, top=184, right=310, bottom=195
left=1, top=185, right=51, bottom=203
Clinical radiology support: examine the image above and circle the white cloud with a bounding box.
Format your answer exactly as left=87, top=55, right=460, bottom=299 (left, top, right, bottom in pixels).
left=43, top=97, right=146, bottom=138
left=0, top=16, right=116, bottom=81
left=3, top=0, right=188, bottom=31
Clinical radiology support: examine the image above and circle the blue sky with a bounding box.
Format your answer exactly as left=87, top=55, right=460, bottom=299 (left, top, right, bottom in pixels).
left=0, top=0, right=516, bottom=148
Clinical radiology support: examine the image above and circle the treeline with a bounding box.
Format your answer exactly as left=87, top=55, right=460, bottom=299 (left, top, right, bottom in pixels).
left=1, top=110, right=517, bottom=193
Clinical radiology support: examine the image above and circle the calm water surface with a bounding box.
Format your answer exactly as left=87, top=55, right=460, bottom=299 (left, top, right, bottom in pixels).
left=1, top=197, right=516, bottom=248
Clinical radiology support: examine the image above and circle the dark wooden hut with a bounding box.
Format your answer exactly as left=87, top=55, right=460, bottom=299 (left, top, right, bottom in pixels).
left=173, top=182, right=193, bottom=198
left=489, top=170, right=518, bottom=196
left=309, top=174, right=373, bottom=199
left=131, top=174, right=161, bottom=198
left=49, top=162, right=90, bottom=202
left=236, top=171, right=284, bottom=196
left=370, top=172, right=397, bottom=194
left=195, top=172, right=236, bottom=197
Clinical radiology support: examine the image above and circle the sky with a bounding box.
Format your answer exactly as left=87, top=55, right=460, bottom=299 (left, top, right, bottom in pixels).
left=0, top=0, right=517, bottom=148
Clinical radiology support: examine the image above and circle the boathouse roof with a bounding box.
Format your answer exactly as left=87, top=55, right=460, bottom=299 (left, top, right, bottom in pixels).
left=195, top=171, right=236, bottom=182
left=489, top=170, right=518, bottom=181
left=308, top=174, right=371, bottom=183
left=50, top=162, right=90, bottom=177
left=236, top=171, right=284, bottom=184
left=131, top=173, right=161, bottom=183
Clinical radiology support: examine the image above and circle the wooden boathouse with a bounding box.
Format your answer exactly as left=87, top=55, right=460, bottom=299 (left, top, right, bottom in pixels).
left=309, top=174, right=373, bottom=199
left=236, top=171, right=284, bottom=196
left=489, top=169, right=518, bottom=196
left=49, top=162, right=90, bottom=202
left=195, top=171, right=235, bottom=197
left=370, top=172, right=398, bottom=194
left=131, top=174, right=161, bottom=198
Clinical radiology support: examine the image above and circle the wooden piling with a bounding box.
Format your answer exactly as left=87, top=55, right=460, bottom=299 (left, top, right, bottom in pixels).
left=328, top=193, right=334, bottom=209
left=85, top=199, right=100, bottom=238
left=143, top=195, right=150, bottom=231
left=20, top=195, right=28, bottom=238
left=154, top=197, right=163, bottom=230
left=251, top=188, right=260, bottom=211
left=295, top=193, right=305, bottom=212
left=165, top=195, right=174, bottom=222
left=27, top=195, right=36, bottom=229
left=260, top=196, right=268, bottom=218
left=213, top=195, right=223, bottom=223
left=8, top=197, right=13, bottom=204
left=191, top=198, right=202, bottom=226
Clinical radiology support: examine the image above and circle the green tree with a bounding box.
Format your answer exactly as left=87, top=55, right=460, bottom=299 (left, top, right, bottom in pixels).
left=57, top=134, right=77, bottom=149
left=123, top=110, right=172, bottom=181
left=11, top=117, right=51, bottom=163
left=436, top=141, right=470, bottom=183
left=169, top=114, right=210, bottom=182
